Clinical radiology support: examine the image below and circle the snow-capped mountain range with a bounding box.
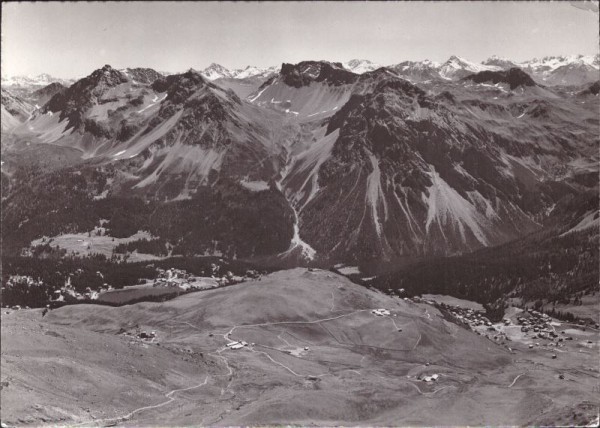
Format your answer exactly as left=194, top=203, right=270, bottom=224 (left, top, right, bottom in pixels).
left=4, top=54, right=597, bottom=89
left=391, top=54, right=599, bottom=85
left=194, top=53, right=599, bottom=86
left=200, top=63, right=280, bottom=80
left=343, top=59, right=381, bottom=74
left=1, top=73, right=75, bottom=88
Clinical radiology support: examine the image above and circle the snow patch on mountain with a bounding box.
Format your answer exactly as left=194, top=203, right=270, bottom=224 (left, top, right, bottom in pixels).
left=288, top=206, right=317, bottom=260
left=366, top=151, right=388, bottom=238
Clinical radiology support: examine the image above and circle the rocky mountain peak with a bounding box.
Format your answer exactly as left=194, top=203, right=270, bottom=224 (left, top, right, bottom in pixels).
left=86, top=65, right=129, bottom=87
left=151, top=69, right=210, bottom=104
left=201, top=63, right=232, bottom=80
left=280, top=61, right=358, bottom=88
left=124, top=68, right=163, bottom=84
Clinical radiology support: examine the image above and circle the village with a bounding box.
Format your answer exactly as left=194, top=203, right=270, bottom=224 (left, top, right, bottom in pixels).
left=2, top=263, right=264, bottom=310
left=152, top=264, right=261, bottom=290
left=430, top=300, right=598, bottom=357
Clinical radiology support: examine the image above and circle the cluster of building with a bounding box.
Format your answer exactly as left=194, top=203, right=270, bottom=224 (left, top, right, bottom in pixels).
left=435, top=303, right=515, bottom=344
left=139, top=330, right=157, bottom=340
left=154, top=267, right=262, bottom=290
left=418, top=373, right=440, bottom=383
left=119, top=328, right=157, bottom=342
left=516, top=311, right=567, bottom=346
left=371, top=308, right=391, bottom=316
left=438, top=303, right=494, bottom=329
left=226, top=340, right=248, bottom=350
left=51, top=277, right=113, bottom=303
left=517, top=311, right=553, bottom=333
left=3, top=275, right=43, bottom=291
left=155, top=268, right=195, bottom=287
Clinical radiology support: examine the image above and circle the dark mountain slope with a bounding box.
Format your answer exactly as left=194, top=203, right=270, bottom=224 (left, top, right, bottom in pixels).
left=31, top=82, right=67, bottom=105
left=297, top=75, right=554, bottom=264
left=373, top=190, right=599, bottom=314
left=462, top=68, right=537, bottom=89
left=2, top=61, right=598, bottom=268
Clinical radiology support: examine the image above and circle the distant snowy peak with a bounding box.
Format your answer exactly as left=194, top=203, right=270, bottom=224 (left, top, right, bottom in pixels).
left=389, top=60, right=441, bottom=83
left=343, top=59, right=380, bottom=74
left=391, top=56, right=501, bottom=82
left=1, top=73, right=75, bottom=87
left=231, top=65, right=280, bottom=80
left=388, top=54, right=599, bottom=85
left=201, top=63, right=233, bottom=80
left=200, top=63, right=279, bottom=81
left=480, top=54, right=599, bottom=72
left=439, top=55, right=500, bottom=80
left=514, top=55, right=598, bottom=86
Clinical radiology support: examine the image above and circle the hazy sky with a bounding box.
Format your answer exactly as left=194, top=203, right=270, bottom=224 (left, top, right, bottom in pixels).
left=2, top=1, right=599, bottom=78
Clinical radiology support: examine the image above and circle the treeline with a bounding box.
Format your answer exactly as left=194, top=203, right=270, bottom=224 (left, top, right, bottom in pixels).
left=114, top=238, right=169, bottom=256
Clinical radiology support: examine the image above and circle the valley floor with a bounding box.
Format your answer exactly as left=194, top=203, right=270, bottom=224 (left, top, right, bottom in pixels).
left=1, top=269, right=598, bottom=426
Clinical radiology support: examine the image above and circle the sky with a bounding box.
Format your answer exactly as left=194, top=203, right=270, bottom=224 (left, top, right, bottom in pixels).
left=2, top=1, right=599, bottom=78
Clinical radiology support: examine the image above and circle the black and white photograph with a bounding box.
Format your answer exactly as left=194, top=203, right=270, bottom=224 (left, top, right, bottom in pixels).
left=1, top=1, right=599, bottom=426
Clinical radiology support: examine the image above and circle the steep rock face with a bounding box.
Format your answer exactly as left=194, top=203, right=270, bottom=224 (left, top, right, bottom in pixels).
left=247, top=63, right=358, bottom=119
left=124, top=68, right=163, bottom=84
left=31, top=82, right=67, bottom=105
left=279, top=61, right=359, bottom=88
left=123, top=69, right=289, bottom=198
left=1, top=89, right=34, bottom=122
left=44, top=65, right=129, bottom=130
